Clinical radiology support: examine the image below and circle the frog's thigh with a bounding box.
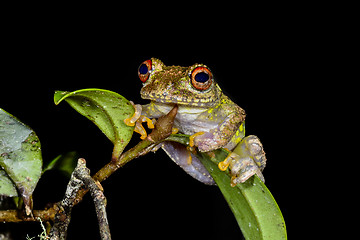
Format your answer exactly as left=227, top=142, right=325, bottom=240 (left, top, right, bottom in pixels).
left=161, top=142, right=215, bottom=185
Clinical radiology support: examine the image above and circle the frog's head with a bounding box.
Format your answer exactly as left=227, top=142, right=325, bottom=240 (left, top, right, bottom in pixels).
left=138, top=58, right=222, bottom=107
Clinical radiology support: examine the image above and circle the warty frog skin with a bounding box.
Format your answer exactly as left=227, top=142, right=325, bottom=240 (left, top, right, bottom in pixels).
left=125, top=58, right=266, bottom=186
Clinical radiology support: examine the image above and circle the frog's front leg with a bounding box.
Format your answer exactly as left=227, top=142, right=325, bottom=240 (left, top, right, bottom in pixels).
left=192, top=112, right=244, bottom=152
left=124, top=102, right=155, bottom=140
left=219, top=135, right=266, bottom=186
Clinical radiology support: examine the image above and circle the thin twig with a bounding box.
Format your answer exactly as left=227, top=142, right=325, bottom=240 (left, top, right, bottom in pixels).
left=74, top=159, right=111, bottom=240
left=49, top=159, right=85, bottom=240
left=49, top=158, right=112, bottom=240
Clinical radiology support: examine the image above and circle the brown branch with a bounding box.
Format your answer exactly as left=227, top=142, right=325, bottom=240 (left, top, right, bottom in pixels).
left=49, top=159, right=85, bottom=240
left=48, top=105, right=178, bottom=238
left=0, top=208, right=58, bottom=223
left=74, top=159, right=111, bottom=240
left=0, top=104, right=178, bottom=234
left=72, top=104, right=178, bottom=206
left=49, top=158, right=112, bottom=240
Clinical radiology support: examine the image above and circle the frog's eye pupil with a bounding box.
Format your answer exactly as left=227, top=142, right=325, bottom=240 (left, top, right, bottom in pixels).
left=139, top=64, right=148, bottom=75
left=190, top=66, right=213, bottom=91
left=138, top=59, right=152, bottom=83
left=194, top=72, right=209, bottom=83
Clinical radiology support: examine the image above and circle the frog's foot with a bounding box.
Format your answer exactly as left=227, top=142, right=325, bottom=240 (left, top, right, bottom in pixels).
left=187, top=132, right=205, bottom=165
left=172, top=127, right=179, bottom=134
left=189, top=132, right=205, bottom=147
left=124, top=102, right=155, bottom=140
left=134, top=116, right=155, bottom=140
left=245, top=135, right=267, bottom=171
left=229, top=154, right=264, bottom=186
left=219, top=153, right=264, bottom=186
left=218, top=135, right=266, bottom=186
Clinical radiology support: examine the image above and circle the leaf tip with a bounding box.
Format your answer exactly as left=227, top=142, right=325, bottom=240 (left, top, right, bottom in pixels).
left=54, top=91, right=69, bottom=105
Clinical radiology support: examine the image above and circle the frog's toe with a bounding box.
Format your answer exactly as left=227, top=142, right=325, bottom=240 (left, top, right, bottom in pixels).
left=124, top=101, right=142, bottom=126
left=228, top=154, right=265, bottom=186
left=134, top=121, right=148, bottom=140
left=245, top=135, right=267, bottom=171
left=231, top=163, right=265, bottom=186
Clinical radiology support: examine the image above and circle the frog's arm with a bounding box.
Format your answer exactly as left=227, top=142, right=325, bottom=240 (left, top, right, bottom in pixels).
left=125, top=101, right=178, bottom=140
left=141, top=102, right=165, bottom=119
left=194, top=96, right=246, bottom=152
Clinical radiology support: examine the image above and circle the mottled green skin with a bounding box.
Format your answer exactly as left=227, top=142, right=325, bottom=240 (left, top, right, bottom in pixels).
left=141, top=59, right=221, bottom=108
left=141, top=58, right=246, bottom=152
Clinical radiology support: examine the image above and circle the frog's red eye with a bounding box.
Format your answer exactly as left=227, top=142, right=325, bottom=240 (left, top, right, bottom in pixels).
left=190, top=66, right=213, bottom=91
left=138, top=59, right=152, bottom=83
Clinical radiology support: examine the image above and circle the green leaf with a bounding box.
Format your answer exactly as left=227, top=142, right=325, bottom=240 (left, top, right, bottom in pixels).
left=168, top=134, right=287, bottom=240
left=200, top=151, right=287, bottom=240
left=0, top=108, right=43, bottom=212
left=42, top=151, right=79, bottom=178
left=0, top=170, right=18, bottom=197
left=54, top=89, right=135, bottom=160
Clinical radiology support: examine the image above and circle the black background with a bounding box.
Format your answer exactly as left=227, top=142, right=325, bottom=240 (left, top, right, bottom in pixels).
left=0, top=9, right=321, bottom=239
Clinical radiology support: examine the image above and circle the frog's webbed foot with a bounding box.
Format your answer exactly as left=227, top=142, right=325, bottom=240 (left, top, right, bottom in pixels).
left=219, top=135, right=266, bottom=186
left=189, top=132, right=205, bottom=148
left=225, top=154, right=265, bottom=187
left=124, top=101, right=155, bottom=140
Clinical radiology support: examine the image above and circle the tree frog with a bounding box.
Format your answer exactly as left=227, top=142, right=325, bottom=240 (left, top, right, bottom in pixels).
left=125, top=58, right=266, bottom=186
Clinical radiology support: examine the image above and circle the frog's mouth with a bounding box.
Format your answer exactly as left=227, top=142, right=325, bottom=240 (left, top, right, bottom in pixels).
left=141, top=91, right=218, bottom=107
left=140, top=81, right=222, bottom=107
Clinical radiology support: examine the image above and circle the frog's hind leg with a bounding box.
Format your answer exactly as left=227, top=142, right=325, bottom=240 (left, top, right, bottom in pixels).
left=219, top=135, right=266, bottom=186
left=161, top=141, right=215, bottom=185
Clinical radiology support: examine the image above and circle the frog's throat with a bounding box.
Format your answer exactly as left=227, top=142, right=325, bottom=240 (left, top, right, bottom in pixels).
left=140, top=93, right=219, bottom=107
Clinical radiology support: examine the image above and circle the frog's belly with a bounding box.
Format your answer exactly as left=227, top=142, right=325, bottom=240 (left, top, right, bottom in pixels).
left=145, top=102, right=219, bottom=135
left=174, top=112, right=218, bottom=135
